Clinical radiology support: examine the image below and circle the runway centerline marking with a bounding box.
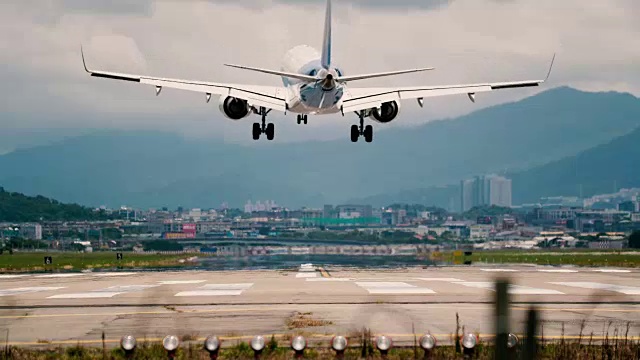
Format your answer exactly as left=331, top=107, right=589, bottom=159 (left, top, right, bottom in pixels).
left=175, top=283, right=254, bottom=297
left=355, top=282, right=435, bottom=294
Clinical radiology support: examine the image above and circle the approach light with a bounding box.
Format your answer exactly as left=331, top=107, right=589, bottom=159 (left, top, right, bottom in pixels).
left=162, top=335, right=180, bottom=352
left=331, top=335, right=348, bottom=352
left=507, top=333, right=519, bottom=349
left=250, top=335, right=266, bottom=352
left=461, top=333, right=477, bottom=349
left=419, top=334, right=437, bottom=350
left=120, top=335, right=136, bottom=352
left=291, top=335, right=307, bottom=352
left=375, top=335, right=393, bottom=353
left=204, top=336, right=220, bottom=352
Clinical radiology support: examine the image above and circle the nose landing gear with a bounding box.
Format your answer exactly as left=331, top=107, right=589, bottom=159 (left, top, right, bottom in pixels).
left=296, top=114, right=308, bottom=125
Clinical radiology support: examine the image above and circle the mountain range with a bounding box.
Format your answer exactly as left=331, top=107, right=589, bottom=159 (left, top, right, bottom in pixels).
left=1, top=86, right=639, bottom=209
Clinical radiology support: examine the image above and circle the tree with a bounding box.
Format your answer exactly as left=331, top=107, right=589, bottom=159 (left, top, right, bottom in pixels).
left=629, top=231, right=640, bottom=249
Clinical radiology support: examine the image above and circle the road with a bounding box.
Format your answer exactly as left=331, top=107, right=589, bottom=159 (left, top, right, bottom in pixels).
left=1, top=265, right=639, bottom=347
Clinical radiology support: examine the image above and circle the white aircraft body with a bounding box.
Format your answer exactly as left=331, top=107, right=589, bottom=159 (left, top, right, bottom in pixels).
left=82, top=0, right=554, bottom=143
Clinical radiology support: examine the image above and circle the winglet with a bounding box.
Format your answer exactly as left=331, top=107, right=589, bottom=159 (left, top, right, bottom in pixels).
left=80, top=45, right=91, bottom=73
left=544, top=53, right=556, bottom=82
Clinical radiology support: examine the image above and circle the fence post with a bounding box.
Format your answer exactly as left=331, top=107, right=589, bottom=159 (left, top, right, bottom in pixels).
left=495, top=279, right=510, bottom=360
left=522, top=307, right=539, bottom=360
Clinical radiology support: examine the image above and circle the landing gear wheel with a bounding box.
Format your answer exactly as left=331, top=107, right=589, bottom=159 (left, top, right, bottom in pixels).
left=296, top=114, right=308, bottom=125
left=363, top=125, right=373, bottom=143
left=350, top=125, right=360, bottom=143
left=265, top=123, right=275, bottom=140
left=252, top=123, right=261, bottom=140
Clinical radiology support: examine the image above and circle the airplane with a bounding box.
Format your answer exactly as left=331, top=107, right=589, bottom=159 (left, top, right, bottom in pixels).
left=81, top=0, right=555, bottom=143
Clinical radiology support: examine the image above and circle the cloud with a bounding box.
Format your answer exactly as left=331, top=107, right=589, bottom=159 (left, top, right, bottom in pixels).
left=0, top=0, right=638, bottom=150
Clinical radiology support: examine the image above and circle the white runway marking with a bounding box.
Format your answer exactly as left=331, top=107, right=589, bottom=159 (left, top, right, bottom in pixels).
left=537, top=269, right=579, bottom=273
left=355, top=282, right=435, bottom=294
left=417, top=278, right=465, bottom=282
left=455, top=282, right=564, bottom=295
left=480, top=269, right=517, bottom=272
left=593, top=269, right=631, bottom=273
left=158, top=280, right=206, bottom=285
left=0, top=287, right=65, bottom=297
left=49, top=292, right=123, bottom=299
left=305, top=278, right=351, bottom=282
left=98, top=285, right=158, bottom=292
left=36, top=274, right=85, bottom=278
left=175, top=283, right=254, bottom=297
left=93, top=272, right=137, bottom=277
left=296, top=273, right=317, bottom=278
left=550, top=282, right=640, bottom=295
left=0, top=275, right=29, bottom=279
left=48, top=284, right=159, bottom=299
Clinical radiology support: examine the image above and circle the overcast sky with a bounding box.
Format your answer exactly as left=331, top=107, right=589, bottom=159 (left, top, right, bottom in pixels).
left=0, top=0, right=638, bottom=153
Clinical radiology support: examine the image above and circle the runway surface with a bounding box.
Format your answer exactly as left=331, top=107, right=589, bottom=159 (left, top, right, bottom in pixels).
left=1, top=265, right=639, bottom=347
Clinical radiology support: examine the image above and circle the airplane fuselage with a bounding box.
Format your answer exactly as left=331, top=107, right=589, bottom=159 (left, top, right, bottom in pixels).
left=281, top=45, right=344, bottom=115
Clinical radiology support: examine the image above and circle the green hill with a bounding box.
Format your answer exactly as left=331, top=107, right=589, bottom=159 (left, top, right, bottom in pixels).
left=510, top=125, right=640, bottom=204
left=0, top=187, right=111, bottom=222
left=0, top=87, right=639, bottom=209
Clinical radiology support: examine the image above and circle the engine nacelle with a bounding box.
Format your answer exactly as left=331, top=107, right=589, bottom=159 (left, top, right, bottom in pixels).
left=219, top=96, right=250, bottom=120
left=370, top=101, right=400, bottom=123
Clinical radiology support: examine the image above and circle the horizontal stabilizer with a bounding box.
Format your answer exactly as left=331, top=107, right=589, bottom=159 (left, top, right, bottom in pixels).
left=224, top=64, right=317, bottom=82
left=337, top=67, right=435, bottom=82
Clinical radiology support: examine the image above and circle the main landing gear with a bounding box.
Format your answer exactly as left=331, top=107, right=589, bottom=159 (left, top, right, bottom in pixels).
left=252, top=107, right=275, bottom=141
left=350, top=110, right=373, bottom=143
left=296, top=114, right=308, bottom=125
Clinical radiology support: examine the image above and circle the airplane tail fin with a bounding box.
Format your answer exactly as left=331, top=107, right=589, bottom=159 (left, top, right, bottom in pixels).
left=321, top=0, right=332, bottom=70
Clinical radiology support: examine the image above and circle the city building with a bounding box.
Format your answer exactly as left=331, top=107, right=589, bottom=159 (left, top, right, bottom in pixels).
left=19, top=223, right=42, bottom=240
left=460, top=174, right=512, bottom=211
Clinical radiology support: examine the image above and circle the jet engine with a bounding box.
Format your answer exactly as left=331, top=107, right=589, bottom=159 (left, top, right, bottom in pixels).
left=370, top=101, right=400, bottom=123
left=219, top=96, right=250, bottom=120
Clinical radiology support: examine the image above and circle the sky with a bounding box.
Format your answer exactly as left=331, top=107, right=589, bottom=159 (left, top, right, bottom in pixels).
left=0, top=0, right=639, bottom=153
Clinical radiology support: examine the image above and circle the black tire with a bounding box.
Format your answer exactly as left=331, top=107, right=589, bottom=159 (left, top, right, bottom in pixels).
left=350, top=125, right=359, bottom=142
left=266, top=123, right=275, bottom=140
left=252, top=123, right=261, bottom=140
left=303, top=115, right=308, bottom=125
left=364, top=125, right=373, bottom=143
left=296, top=115, right=301, bottom=124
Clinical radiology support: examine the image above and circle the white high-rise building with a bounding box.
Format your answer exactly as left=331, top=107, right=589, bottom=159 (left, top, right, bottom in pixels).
left=460, top=179, right=475, bottom=212
left=460, top=174, right=512, bottom=211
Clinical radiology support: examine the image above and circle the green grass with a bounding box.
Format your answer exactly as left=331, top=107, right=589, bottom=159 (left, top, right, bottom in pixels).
left=0, top=252, right=192, bottom=272
left=468, top=250, right=640, bottom=267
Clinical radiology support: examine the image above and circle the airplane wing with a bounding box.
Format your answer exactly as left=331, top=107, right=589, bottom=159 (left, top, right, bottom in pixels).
left=341, top=55, right=556, bottom=114
left=81, top=49, right=288, bottom=112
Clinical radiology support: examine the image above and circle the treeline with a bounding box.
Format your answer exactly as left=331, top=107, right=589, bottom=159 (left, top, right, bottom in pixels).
left=0, top=187, right=113, bottom=222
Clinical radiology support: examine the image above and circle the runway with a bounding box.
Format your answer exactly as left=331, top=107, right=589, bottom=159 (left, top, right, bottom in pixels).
left=1, top=265, right=639, bottom=347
